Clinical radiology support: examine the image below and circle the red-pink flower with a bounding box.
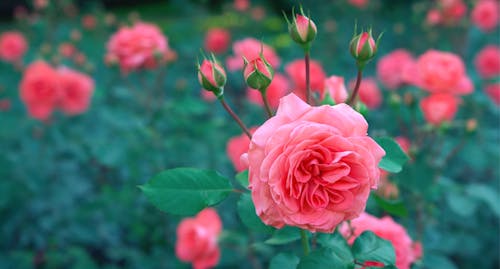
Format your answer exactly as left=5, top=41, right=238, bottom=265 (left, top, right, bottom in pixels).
left=474, top=45, right=500, bottom=79
left=19, top=61, right=60, bottom=120
left=349, top=78, right=382, bottom=109
left=323, top=75, right=348, bottom=104
left=395, top=136, right=411, bottom=154
left=376, top=49, right=415, bottom=90
left=439, top=0, right=467, bottom=24
left=106, top=22, right=169, bottom=73
left=200, top=89, right=217, bottom=102
left=247, top=73, right=289, bottom=109
left=348, top=0, right=369, bottom=8
left=226, top=128, right=256, bottom=172
left=244, top=93, right=385, bottom=233
left=226, top=38, right=280, bottom=71
left=0, top=31, right=27, bottom=63
left=204, top=28, right=231, bottom=54
left=175, top=208, right=222, bottom=269
left=82, top=14, right=97, bottom=30
left=471, top=0, right=499, bottom=32
left=485, top=83, right=500, bottom=105
left=426, top=9, right=442, bottom=25
left=234, top=0, right=249, bottom=11
left=286, top=59, right=326, bottom=98
left=58, top=67, right=94, bottom=115
left=340, top=213, right=419, bottom=269
left=420, top=93, right=460, bottom=126
left=58, top=43, right=76, bottom=58
left=414, top=50, right=473, bottom=95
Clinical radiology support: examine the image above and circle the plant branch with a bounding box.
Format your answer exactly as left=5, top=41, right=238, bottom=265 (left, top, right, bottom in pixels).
left=305, top=51, right=311, bottom=104
left=219, top=97, right=252, bottom=139
left=300, top=229, right=310, bottom=256
left=261, top=90, right=273, bottom=118
left=347, top=69, right=363, bottom=106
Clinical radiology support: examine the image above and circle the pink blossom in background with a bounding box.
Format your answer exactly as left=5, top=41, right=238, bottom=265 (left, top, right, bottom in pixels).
left=234, top=0, right=249, bottom=11
left=420, top=93, right=460, bottom=126
left=349, top=78, right=382, bottom=109
left=246, top=73, right=289, bottom=109
left=0, top=31, right=28, bottom=63
left=323, top=75, right=348, bottom=104
left=485, top=83, right=500, bottom=105
left=58, top=43, right=76, bottom=58
left=226, top=128, right=256, bottom=172
left=244, top=93, right=385, bottom=233
left=340, top=213, right=419, bottom=269
left=106, top=22, right=169, bottom=73
left=471, top=0, right=499, bottom=32
left=474, top=45, right=500, bottom=79
left=58, top=67, right=95, bottom=115
left=439, top=0, right=467, bottom=24
left=426, top=9, right=442, bottom=25
left=414, top=50, right=473, bottom=95
left=226, top=38, right=280, bottom=71
left=395, top=136, right=411, bottom=154
left=286, top=59, right=326, bottom=98
left=348, top=0, right=368, bottom=8
left=376, top=49, right=415, bottom=90
left=200, top=89, right=217, bottom=102
left=204, top=28, right=231, bottom=54
left=34, top=0, right=48, bottom=9
left=0, top=98, right=11, bottom=111
left=175, top=208, right=222, bottom=269
left=82, top=15, right=97, bottom=30
left=19, top=61, right=61, bottom=120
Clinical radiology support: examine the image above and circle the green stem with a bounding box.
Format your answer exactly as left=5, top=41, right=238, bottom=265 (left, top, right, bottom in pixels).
left=347, top=69, right=363, bottom=106
left=305, top=51, right=311, bottom=105
left=261, top=90, right=273, bottom=118
left=300, top=229, right=310, bottom=256
left=219, top=97, right=252, bottom=139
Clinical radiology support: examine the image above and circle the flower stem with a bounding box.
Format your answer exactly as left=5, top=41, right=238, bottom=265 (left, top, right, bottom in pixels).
left=347, top=69, right=363, bottom=106
left=305, top=51, right=311, bottom=105
left=219, top=97, right=252, bottom=139
left=261, top=90, right=273, bottom=119
left=300, top=229, right=310, bottom=256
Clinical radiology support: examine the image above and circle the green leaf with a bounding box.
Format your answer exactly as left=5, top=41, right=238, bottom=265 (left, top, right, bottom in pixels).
left=297, top=247, right=355, bottom=269
left=372, top=194, right=408, bottom=217
left=466, top=184, right=500, bottom=217
left=445, top=191, right=478, bottom=217
left=317, top=231, right=350, bottom=251
left=237, top=193, right=273, bottom=233
left=375, top=137, right=409, bottom=173
left=423, top=254, right=457, bottom=269
left=140, top=168, right=233, bottom=215
left=236, top=170, right=249, bottom=189
left=352, top=231, right=396, bottom=266
left=269, top=253, right=300, bottom=269
left=265, top=226, right=301, bottom=245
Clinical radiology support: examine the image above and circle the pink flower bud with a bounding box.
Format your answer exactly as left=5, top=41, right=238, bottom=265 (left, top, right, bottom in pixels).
left=288, top=14, right=317, bottom=45
left=198, top=59, right=226, bottom=97
left=243, top=57, right=273, bottom=91
left=350, top=32, right=377, bottom=63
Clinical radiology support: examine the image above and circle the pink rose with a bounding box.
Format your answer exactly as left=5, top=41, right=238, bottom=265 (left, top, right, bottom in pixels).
left=376, top=49, right=415, bottom=90
left=58, top=43, right=76, bottom=58
left=0, top=31, right=28, bottom=63
left=485, top=83, right=500, bottom=105
left=415, top=50, right=473, bottom=95
left=245, top=94, right=385, bottom=233
left=247, top=73, right=290, bottom=109
left=439, top=0, right=467, bottom=24
left=349, top=78, right=382, bottom=109
left=323, top=76, right=348, bottom=104
left=204, top=28, right=231, bottom=54
left=226, top=38, right=280, bottom=71
left=106, top=22, right=169, bottom=73
left=19, top=61, right=60, bottom=120
left=234, top=0, right=249, bottom=11
left=340, top=213, right=419, bottom=269
left=286, top=59, right=327, bottom=98
left=175, top=208, right=222, bottom=269
left=471, top=0, right=499, bottom=32
left=58, top=67, right=94, bottom=115
left=474, top=45, right=500, bottom=79
left=420, top=93, right=460, bottom=126
left=426, top=9, right=442, bottom=25
left=226, top=128, right=256, bottom=172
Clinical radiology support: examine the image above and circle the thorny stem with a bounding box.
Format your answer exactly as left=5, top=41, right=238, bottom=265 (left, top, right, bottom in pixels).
left=305, top=51, right=311, bottom=104
left=261, top=90, right=273, bottom=118
left=347, top=69, right=363, bottom=106
left=300, top=229, right=310, bottom=256
left=219, top=97, right=252, bottom=139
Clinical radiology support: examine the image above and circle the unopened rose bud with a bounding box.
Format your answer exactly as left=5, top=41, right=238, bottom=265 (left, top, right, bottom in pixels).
left=243, top=57, right=273, bottom=91
left=349, top=29, right=381, bottom=68
left=285, top=8, right=317, bottom=50
left=197, top=58, right=226, bottom=97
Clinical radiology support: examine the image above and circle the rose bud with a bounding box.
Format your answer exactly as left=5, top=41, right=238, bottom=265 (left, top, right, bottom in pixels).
left=349, top=29, right=381, bottom=68
left=197, top=58, right=226, bottom=98
left=243, top=56, right=274, bottom=92
left=287, top=10, right=317, bottom=47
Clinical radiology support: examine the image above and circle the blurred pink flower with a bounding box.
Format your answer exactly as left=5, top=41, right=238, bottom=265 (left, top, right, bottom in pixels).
left=474, top=45, right=500, bottom=79
left=226, top=128, right=256, bottom=172
left=246, top=73, right=289, bottom=109
left=471, top=0, right=499, bottom=32
left=58, top=67, right=94, bottom=115
left=485, top=83, right=500, bottom=105
left=286, top=59, right=326, bottom=99
left=234, top=0, right=249, bottom=11
left=82, top=14, right=97, bottom=30
left=323, top=75, right=348, bottom=104
left=376, top=49, right=415, bottom=90
left=0, top=31, right=27, bottom=63
left=420, top=93, right=460, bottom=126
left=349, top=77, right=382, bottom=109
left=204, top=28, right=231, bottom=54
left=226, top=38, right=280, bottom=71
left=348, top=0, right=369, bottom=8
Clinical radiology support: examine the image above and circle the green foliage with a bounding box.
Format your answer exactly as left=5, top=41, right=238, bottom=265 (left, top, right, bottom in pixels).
left=375, top=137, right=409, bottom=173
left=265, top=226, right=301, bottom=245
left=237, top=193, right=274, bottom=233
left=352, top=231, right=396, bottom=266
left=269, top=253, right=300, bottom=269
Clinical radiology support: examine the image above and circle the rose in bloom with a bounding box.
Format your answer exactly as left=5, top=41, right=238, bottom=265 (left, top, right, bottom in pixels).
left=244, top=94, right=385, bottom=233
left=323, top=75, right=348, bottom=104
left=58, top=67, right=95, bottom=115
left=340, top=213, right=419, bottom=269
left=106, top=22, right=170, bottom=73
left=286, top=59, right=326, bottom=98
left=376, top=49, right=415, bottom=90
left=474, top=45, right=500, bottom=79
left=226, top=38, right=280, bottom=71
left=175, top=208, right=222, bottom=269
left=485, top=83, right=500, bottom=105
left=247, top=73, right=289, bottom=109
left=414, top=50, right=473, bottom=95
left=204, top=28, right=231, bottom=54
left=19, top=61, right=60, bottom=120
left=226, top=128, right=256, bottom=172
left=0, top=31, right=28, bottom=63
left=471, top=0, right=499, bottom=32
left=349, top=78, right=382, bottom=109
left=420, top=93, right=460, bottom=126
